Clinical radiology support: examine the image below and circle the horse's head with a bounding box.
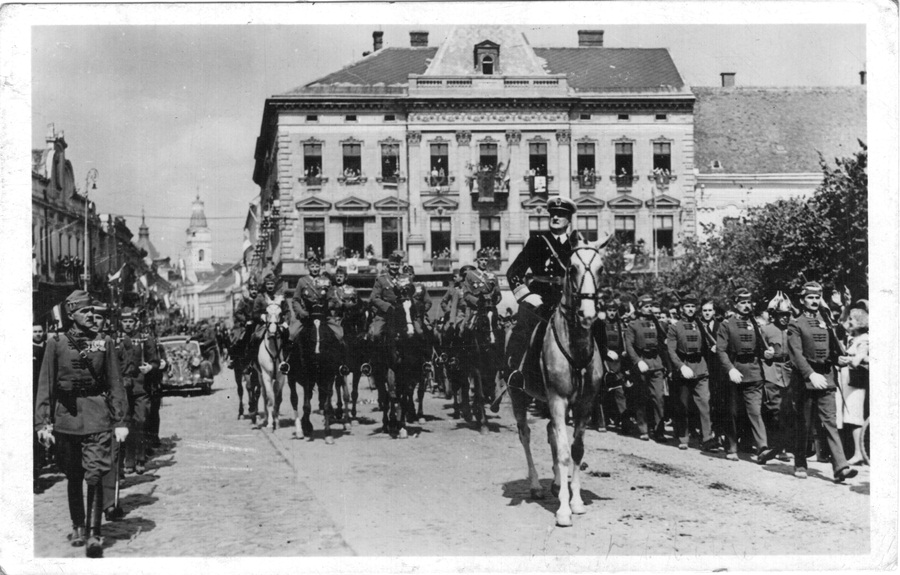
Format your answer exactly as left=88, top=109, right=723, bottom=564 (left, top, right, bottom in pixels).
left=566, top=237, right=605, bottom=329
left=265, top=302, right=283, bottom=334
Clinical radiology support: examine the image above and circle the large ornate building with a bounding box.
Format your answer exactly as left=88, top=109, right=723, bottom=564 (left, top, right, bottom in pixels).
left=252, top=26, right=697, bottom=283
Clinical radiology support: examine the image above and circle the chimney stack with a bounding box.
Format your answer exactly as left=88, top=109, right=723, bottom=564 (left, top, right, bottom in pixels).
left=577, top=30, right=604, bottom=47
left=720, top=72, right=736, bottom=88
left=410, top=30, right=429, bottom=47
left=860, top=70, right=866, bottom=85
left=373, top=31, right=383, bottom=52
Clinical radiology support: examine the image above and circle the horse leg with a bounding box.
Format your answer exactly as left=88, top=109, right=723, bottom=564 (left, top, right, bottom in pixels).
left=234, top=367, right=245, bottom=419
left=322, top=373, right=335, bottom=445
left=511, top=388, right=542, bottom=499
left=273, top=370, right=285, bottom=432
left=416, top=367, right=426, bottom=421
left=472, top=368, right=487, bottom=434
left=301, top=380, right=314, bottom=441
left=569, top=404, right=589, bottom=516
left=350, top=371, right=360, bottom=422
left=548, top=393, right=574, bottom=527
left=462, top=372, right=473, bottom=423
left=288, top=374, right=302, bottom=439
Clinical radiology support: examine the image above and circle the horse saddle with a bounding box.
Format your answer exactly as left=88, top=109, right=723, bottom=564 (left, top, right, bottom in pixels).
left=520, top=320, right=550, bottom=399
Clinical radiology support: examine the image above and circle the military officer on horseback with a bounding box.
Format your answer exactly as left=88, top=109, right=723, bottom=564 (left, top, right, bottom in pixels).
left=403, top=263, right=433, bottom=326
left=504, top=196, right=579, bottom=391
left=440, top=267, right=470, bottom=338
left=327, top=265, right=362, bottom=341
left=291, top=254, right=342, bottom=342
left=251, top=269, right=290, bottom=373
left=369, top=250, right=410, bottom=341
left=230, top=278, right=258, bottom=368
left=463, top=248, right=502, bottom=332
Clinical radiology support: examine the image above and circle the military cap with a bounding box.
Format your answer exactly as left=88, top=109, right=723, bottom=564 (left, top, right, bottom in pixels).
left=335, top=265, right=347, bottom=275
left=247, top=277, right=259, bottom=289
left=460, top=264, right=476, bottom=275
left=263, top=270, right=277, bottom=282
left=605, top=298, right=621, bottom=310
left=402, top=264, right=415, bottom=274
left=451, top=268, right=460, bottom=276
left=388, top=250, right=405, bottom=264
left=120, top=307, right=138, bottom=320
left=476, top=248, right=492, bottom=259
left=733, top=287, right=753, bottom=301
left=680, top=293, right=699, bottom=305
left=307, top=254, right=321, bottom=265
left=799, top=281, right=823, bottom=296
left=546, top=196, right=577, bottom=217
left=64, top=290, right=92, bottom=313
left=91, top=299, right=109, bottom=314
left=638, top=294, right=656, bottom=306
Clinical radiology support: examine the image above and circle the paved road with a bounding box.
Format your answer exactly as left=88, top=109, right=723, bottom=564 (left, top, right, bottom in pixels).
left=34, top=368, right=870, bottom=559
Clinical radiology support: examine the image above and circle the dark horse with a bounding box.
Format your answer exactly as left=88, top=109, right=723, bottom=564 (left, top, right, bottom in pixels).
left=453, top=301, right=504, bottom=433
left=371, top=280, right=427, bottom=438
left=230, top=326, right=261, bottom=422
left=335, top=300, right=372, bottom=424
left=287, top=305, right=343, bottom=444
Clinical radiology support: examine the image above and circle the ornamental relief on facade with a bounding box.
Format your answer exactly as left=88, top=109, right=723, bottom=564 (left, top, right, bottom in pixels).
left=409, top=111, right=568, bottom=123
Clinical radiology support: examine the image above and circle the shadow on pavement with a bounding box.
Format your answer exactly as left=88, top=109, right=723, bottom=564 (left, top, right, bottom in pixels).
left=101, top=516, right=158, bottom=551
left=501, top=478, right=609, bottom=514
left=850, top=481, right=870, bottom=495
left=34, top=470, right=66, bottom=494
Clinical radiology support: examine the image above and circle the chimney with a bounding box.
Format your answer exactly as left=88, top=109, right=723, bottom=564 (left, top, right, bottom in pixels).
left=410, top=30, right=429, bottom=47
left=373, top=31, right=383, bottom=52
left=577, top=30, right=604, bottom=47
left=860, top=70, right=866, bottom=85
left=720, top=72, right=736, bottom=88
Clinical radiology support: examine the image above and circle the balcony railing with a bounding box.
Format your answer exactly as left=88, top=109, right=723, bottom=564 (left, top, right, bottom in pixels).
left=611, top=174, right=639, bottom=189
left=425, top=174, right=455, bottom=188
left=572, top=173, right=597, bottom=189
left=431, top=258, right=453, bottom=272
left=525, top=174, right=554, bottom=195
left=376, top=175, right=407, bottom=186
left=336, top=174, right=368, bottom=185
left=470, top=172, right=508, bottom=203
left=648, top=172, right=677, bottom=189
left=299, top=175, right=328, bottom=186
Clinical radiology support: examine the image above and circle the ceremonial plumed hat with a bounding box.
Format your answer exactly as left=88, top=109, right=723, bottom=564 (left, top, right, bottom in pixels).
left=388, top=250, right=405, bottom=264
left=546, top=196, right=577, bottom=217
left=767, top=291, right=793, bottom=314
left=64, top=290, right=92, bottom=313
left=799, top=281, right=823, bottom=296
left=733, top=287, right=753, bottom=301
left=680, top=293, right=699, bottom=304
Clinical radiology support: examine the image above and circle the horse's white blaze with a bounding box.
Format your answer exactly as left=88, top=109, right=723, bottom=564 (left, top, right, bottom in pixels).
left=487, top=310, right=496, bottom=344
left=403, top=300, right=414, bottom=335
left=313, top=318, right=321, bottom=354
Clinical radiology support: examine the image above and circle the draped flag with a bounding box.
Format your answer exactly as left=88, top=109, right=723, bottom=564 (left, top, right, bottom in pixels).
left=108, top=264, right=125, bottom=283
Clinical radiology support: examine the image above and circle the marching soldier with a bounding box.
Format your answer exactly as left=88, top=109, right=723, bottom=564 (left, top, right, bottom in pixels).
left=462, top=248, right=502, bottom=331
left=666, top=293, right=716, bottom=451
left=716, top=287, right=769, bottom=461
left=504, top=196, right=579, bottom=390
left=251, top=269, right=290, bottom=373
left=756, top=292, right=795, bottom=463
left=786, top=282, right=858, bottom=482
left=593, top=298, right=632, bottom=432
left=624, top=294, right=668, bottom=441
left=440, top=267, right=470, bottom=337
left=700, top=298, right=726, bottom=447
left=35, top=290, right=128, bottom=558
left=369, top=250, right=408, bottom=342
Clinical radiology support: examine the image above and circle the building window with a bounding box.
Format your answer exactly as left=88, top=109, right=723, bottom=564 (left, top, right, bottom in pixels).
left=479, top=143, right=498, bottom=170
left=655, top=113, right=668, bottom=121
left=479, top=216, right=501, bottom=257
left=577, top=142, right=596, bottom=187
left=615, top=142, right=634, bottom=187
left=342, top=143, right=362, bottom=177
left=381, top=143, right=400, bottom=182
left=481, top=55, right=494, bottom=75
left=342, top=217, right=366, bottom=257
left=382, top=217, right=402, bottom=258
left=654, top=215, right=674, bottom=253
left=430, top=217, right=452, bottom=258
left=614, top=215, right=635, bottom=245
left=653, top=142, right=672, bottom=172
left=579, top=113, right=591, bottom=120
left=528, top=216, right=550, bottom=238
left=306, top=115, right=318, bottom=122
left=304, top=217, right=325, bottom=260
left=384, top=114, right=396, bottom=122
left=304, top=143, right=322, bottom=179
left=617, top=114, right=630, bottom=121
left=345, top=114, right=357, bottom=122
left=198, top=249, right=205, bottom=262
left=528, top=142, right=548, bottom=176
left=430, top=143, right=449, bottom=185
left=577, top=215, right=598, bottom=242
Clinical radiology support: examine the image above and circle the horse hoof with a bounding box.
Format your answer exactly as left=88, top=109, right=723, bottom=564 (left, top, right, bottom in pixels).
left=325, top=436, right=335, bottom=445
left=555, top=514, right=573, bottom=527
left=530, top=488, right=545, bottom=500
left=571, top=502, right=587, bottom=515
left=399, top=428, right=408, bottom=439
left=478, top=425, right=488, bottom=435
left=305, top=436, right=314, bottom=442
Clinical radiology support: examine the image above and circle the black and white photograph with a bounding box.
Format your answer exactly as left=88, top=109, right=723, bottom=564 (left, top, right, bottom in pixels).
left=1, top=1, right=896, bottom=572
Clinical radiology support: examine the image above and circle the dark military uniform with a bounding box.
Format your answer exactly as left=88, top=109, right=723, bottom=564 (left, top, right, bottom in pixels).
left=593, top=312, right=630, bottom=429
left=369, top=270, right=419, bottom=340
left=231, top=294, right=255, bottom=363
left=35, top=321, right=127, bottom=550
left=666, top=319, right=714, bottom=445
left=761, top=321, right=793, bottom=455
left=34, top=337, right=46, bottom=481
left=145, top=339, right=165, bottom=447
left=115, top=332, right=160, bottom=469
left=440, top=282, right=467, bottom=336
left=624, top=313, right=667, bottom=436
left=292, top=273, right=341, bottom=340
left=463, top=267, right=501, bottom=329
left=716, top=315, right=768, bottom=455
left=787, top=311, right=849, bottom=475
left=327, top=281, right=363, bottom=341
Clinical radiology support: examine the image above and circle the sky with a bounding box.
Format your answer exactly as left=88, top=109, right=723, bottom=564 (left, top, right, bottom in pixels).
left=31, top=23, right=866, bottom=264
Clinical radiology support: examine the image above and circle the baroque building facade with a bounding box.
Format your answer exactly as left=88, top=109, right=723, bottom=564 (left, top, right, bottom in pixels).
left=252, top=26, right=697, bottom=284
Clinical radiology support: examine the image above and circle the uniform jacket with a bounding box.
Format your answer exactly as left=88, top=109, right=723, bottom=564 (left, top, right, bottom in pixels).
left=370, top=272, right=410, bottom=316
left=761, top=323, right=793, bottom=388
left=440, top=285, right=467, bottom=327
left=34, top=328, right=127, bottom=435
left=328, top=283, right=362, bottom=322
left=595, top=317, right=628, bottom=375
left=463, top=268, right=502, bottom=309
left=410, top=282, right=433, bottom=321
left=33, top=342, right=45, bottom=404
left=716, top=315, right=764, bottom=382
left=624, top=315, right=665, bottom=372
left=252, top=291, right=289, bottom=322
left=292, top=274, right=333, bottom=320
left=787, top=312, right=837, bottom=388
left=666, top=319, right=709, bottom=379
left=116, top=333, right=161, bottom=390
left=507, top=231, right=578, bottom=304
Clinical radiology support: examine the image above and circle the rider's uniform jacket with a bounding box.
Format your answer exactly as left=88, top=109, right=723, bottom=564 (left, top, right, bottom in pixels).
left=624, top=314, right=666, bottom=372
left=292, top=274, right=332, bottom=320
left=370, top=271, right=410, bottom=317
left=440, top=284, right=467, bottom=327
left=716, top=314, right=764, bottom=383
left=410, top=281, right=432, bottom=321
left=232, top=296, right=254, bottom=340
left=252, top=291, right=289, bottom=324
left=506, top=230, right=578, bottom=308
left=327, top=283, right=361, bottom=320
left=787, top=311, right=837, bottom=389
left=463, top=268, right=502, bottom=309
left=665, top=319, right=709, bottom=380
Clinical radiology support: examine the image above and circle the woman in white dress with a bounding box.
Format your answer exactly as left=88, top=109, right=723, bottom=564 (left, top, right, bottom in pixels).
left=838, top=306, right=869, bottom=465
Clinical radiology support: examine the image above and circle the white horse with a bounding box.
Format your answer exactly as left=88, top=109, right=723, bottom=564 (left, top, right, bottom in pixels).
left=256, top=299, right=297, bottom=432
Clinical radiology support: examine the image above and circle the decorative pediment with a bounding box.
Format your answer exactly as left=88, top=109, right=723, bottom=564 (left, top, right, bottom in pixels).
left=645, top=194, right=681, bottom=209
left=301, top=136, right=324, bottom=145
left=422, top=196, right=459, bottom=211
left=528, top=135, right=548, bottom=142
left=295, top=196, right=332, bottom=212
left=611, top=135, right=635, bottom=143
left=652, top=136, right=674, bottom=143
left=576, top=135, right=596, bottom=143
left=475, top=39, right=500, bottom=50
left=478, top=135, right=498, bottom=144
left=607, top=195, right=644, bottom=209
left=334, top=196, right=371, bottom=211
left=521, top=196, right=549, bottom=211
left=574, top=195, right=606, bottom=210
left=340, top=137, right=363, bottom=145
left=374, top=196, right=410, bottom=211
left=429, top=135, right=448, bottom=143
left=379, top=136, right=402, bottom=145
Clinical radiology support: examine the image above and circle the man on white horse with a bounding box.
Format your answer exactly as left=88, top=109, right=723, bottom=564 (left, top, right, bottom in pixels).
left=250, top=270, right=290, bottom=373
left=504, top=197, right=579, bottom=392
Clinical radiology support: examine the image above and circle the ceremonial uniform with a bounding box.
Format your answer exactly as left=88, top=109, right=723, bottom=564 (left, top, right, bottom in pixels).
left=369, top=270, right=419, bottom=339
left=666, top=317, right=714, bottom=446
left=462, top=267, right=501, bottom=329
left=761, top=319, right=793, bottom=455
left=327, top=281, right=363, bottom=340
left=716, top=311, right=768, bottom=455
left=440, top=283, right=467, bottom=334
left=230, top=294, right=255, bottom=362
left=115, top=329, right=160, bottom=469
left=624, top=309, right=667, bottom=437
left=593, top=311, right=630, bottom=430
left=291, top=272, right=341, bottom=340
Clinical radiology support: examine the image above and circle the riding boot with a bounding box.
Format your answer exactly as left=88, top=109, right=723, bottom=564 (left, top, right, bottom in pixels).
left=85, top=483, right=103, bottom=557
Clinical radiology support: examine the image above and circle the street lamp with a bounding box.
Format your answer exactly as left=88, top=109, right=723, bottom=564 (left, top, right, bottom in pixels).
left=84, top=168, right=98, bottom=290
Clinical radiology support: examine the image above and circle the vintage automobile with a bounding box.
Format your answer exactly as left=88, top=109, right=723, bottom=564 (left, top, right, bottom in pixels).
left=158, top=335, right=214, bottom=394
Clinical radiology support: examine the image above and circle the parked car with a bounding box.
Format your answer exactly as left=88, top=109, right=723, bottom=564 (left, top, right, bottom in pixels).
left=159, top=335, right=214, bottom=394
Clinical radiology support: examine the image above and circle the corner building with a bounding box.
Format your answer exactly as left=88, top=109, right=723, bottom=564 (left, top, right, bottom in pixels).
left=253, top=26, right=697, bottom=284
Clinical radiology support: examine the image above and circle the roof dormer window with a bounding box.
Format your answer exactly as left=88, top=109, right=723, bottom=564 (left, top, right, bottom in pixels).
left=481, top=55, right=494, bottom=75
left=474, top=40, right=500, bottom=75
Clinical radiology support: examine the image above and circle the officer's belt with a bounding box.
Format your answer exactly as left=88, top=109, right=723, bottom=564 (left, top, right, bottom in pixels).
left=530, top=276, right=563, bottom=286
left=806, top=360, right=833, bottom=375
left=677, top=352, right=703, bottom=363
left=638, top=349, right=659, bottom=358
left=734, top=353, right=758, bottom=363
left=770, top=354, right=788, bottom=363
left=59, top=380, right=105, bottom=397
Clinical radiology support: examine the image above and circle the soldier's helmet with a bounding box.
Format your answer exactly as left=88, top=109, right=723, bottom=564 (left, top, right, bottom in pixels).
left=799, top=281, right=823, bottom=297
left=546, top=196, right=577, bottom=218
left=388, top=250, right=405, bottom=264
left=767, top=291, right=793, bottom=314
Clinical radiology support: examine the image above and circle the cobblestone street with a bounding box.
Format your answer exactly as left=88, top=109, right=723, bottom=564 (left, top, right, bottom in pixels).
left=34, top=369, right=870, bottom=560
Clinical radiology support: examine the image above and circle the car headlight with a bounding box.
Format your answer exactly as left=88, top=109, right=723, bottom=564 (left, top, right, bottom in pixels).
left=191, top=357, right=201, bottom=367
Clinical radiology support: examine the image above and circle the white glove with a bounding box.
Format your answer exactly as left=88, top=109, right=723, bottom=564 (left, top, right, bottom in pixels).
left=808, top=373, right=828, bottom=389
left=680, top=365, right=695, bottom=380
left=709, top=344, right=717, bottom=354
left=729, top=368, right=743, bottom=384
left=763, top=347, right=774, bottom=360
left=114, top=427, right=129, bottom=443
left=606, top=350, right=619, bottom=362
left=159, top=359, right=168, bottom=370
left=138, top=363, right=153, bottom=375
left=37, top=426, right=55, bottom=448
left=522, top=293, right=543, bottom=308
left=637, top=360, right=649, bottom=374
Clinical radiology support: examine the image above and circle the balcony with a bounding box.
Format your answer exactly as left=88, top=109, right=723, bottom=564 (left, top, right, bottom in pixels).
left=610, top=173, right=639, bottom=190
left=469, top=172, right=508, bottom=204
left=337, top=173, right=368, bottom=185
left=431, top=258, right=453, bottom=272
left=525, top=174, right=554, bottom=195
left=424, top=174, right=456, bottom=189
left=299, top=175, right=328, bottom=187
left=376, top=174, right=407, bottom=187
left=572, top=172, right=597, bottom=190
left=648, top=170, right=677, bottom=190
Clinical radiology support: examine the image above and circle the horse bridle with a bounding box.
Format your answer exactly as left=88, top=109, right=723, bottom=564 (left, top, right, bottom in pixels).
left=561, top=246, right=602, bottom=311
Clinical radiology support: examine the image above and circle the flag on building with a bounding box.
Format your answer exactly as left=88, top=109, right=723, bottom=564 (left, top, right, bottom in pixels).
left=108, top=264, right=125, bottom=282
left=50, top=303, right=64, bottom=327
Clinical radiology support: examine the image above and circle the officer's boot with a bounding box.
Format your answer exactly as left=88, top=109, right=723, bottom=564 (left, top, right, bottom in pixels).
left=505, top=330, right=527, bottom=392
left=86, top=483, right=104, bottom=557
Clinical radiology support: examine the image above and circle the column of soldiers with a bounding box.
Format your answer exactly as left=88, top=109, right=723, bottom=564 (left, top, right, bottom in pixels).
left=35, top=291, right=167, bottom=558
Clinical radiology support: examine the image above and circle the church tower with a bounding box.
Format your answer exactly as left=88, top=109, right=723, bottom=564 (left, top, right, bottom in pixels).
left=183, top=191, right=212, bottom=282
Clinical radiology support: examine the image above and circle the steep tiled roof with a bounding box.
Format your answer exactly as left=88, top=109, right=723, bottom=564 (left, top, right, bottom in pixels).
left=534, top=48, right=684, bottom=92
left=284, top=47, right=438, bottom=95
left=693, top=87, right=867, bottom=174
